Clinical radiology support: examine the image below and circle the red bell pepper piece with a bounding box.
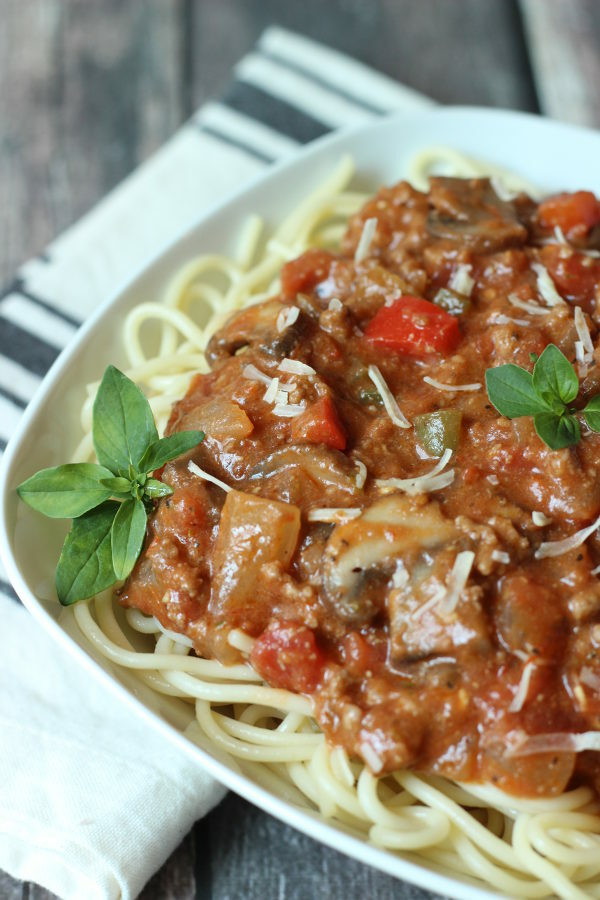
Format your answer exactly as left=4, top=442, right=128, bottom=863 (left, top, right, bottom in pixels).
left=290, top=396, right=347, bottom=451
left=538, top=191, right=600, bottom=240
left=364, top=295, right=461, bottom=356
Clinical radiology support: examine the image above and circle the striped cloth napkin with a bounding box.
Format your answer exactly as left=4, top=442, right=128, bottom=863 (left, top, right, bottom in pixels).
left=0, top=27, right=431, bottom=900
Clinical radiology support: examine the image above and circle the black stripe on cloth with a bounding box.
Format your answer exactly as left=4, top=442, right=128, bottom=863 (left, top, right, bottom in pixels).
left=257, top=47, right=388, bottom=116
left=0, top=319, right=60, bottom=377
left=0, top=386, right=26, bottom=410
left=0, top=579, right=20, bottom=603
left=1, top=277, right=82, bottom=328
left=222, top=80, right=329, bottom=144
left=194, top=122, right=277, bottom=164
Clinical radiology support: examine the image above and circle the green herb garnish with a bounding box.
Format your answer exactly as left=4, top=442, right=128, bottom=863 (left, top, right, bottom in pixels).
left=485, top=343, right=599, bottom=450
left=17, top=365, right=204, bottom=605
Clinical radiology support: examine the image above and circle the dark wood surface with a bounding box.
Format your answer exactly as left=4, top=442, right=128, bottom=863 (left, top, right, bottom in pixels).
left=2, top=1, right=599, bottom=898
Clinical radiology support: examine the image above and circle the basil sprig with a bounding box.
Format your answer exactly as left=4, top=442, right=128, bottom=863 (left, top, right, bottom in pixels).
left=485, top=344, right=600, bottom=450
left=17, top=365, right=204, bottom=605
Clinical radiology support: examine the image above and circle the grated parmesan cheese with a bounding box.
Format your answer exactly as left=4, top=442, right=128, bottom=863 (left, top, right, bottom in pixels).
left=272, top=402, right=306, bottom=417
left=580, top=667, right=600, bottom=693
left=506, top=729, right=600, bottom=756
left=307, top=507, right=362, bottom=524
left=491, top=549, right=510, bottom=564
left=487, top=474, right=500, bottom=486
left=276, top=305, right=300, bottom=333
left=508, top=661, right=536, bottom=713
left=437, top=551, right=476, bottom=616
left=367, top=365, right=411, bottom=429
left=532, top=511, right=552, bottom=527
left=188, top=460, right=232, bottom=493
left=423, top=376, right=481, bottom=392
left=553, top=225, right=600, bottom=258
left=354, top=217, right=377, bottom=264
left=275, top=389, right=289, bottom=406
left=354, top=459, right=367, bottom=489
left=489, top=313, right=531, bottom=327
left=574, top=306, right=594, bottom=361
left=263, top=377, right=279, bottom=404
left=508, top=293, right=550, bottom=316
left=278, top=358, right=316, bottom=376
left=591, top=564, right=600, bottom=576
left=328, top=297, right=343, bottom=311
left=243, top=364, right=272, bottom=386
left=535, top=510, right=600, bottom=559
left=359, top=741, right=384, bottom=773
left=531, top=261, right=566, bottom=308
left=392, top=560, right=410, bottom=589
left=448, top=263, right=475, bottom=297
left=375, top=448, right=454, bottom=496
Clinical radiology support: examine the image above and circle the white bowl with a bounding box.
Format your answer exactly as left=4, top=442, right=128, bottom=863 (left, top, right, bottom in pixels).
left=3, top=107, right=600, bottom=900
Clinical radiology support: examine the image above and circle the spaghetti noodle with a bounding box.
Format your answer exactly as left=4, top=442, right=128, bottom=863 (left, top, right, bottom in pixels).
left=63, top=149, right=600, bottom=899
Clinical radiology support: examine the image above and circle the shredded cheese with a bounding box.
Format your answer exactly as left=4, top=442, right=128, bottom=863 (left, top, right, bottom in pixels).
left=487, top=474, right=500, bottom=486
left=354, top=459, right=367, bottom=489
left=354, top=217, right=377, bottom=264
left=243, top=364, right=272, bottom=386
left=508, top=293, right=550, bottom=316
left=531, top=261, right=566, bottom=308
left=276, top=305, right=300, bottom=333
left=275, top=389, right=289, bottom=406
left=375, top=449, right=454, bottom=496
left=392, top=560, right=410, bottom=589
left=509, top=661, right=536, bottom=713
left=489, top=313, right=531, bottom=327
left=580, top=667, right=600, bottom=693
left=506, top=729, right=600, bottom=756
left=359, top=741, right=384, bottom=773
left=263, top=377, right=279, bottom=404
left=591, top=564, right=600, bottom=576
left=532, top=510, right=552, bottom=527
left=278, top=358, right=316, bottom=376
left=307, top=507, right=362, bottom=524
left=448, top=263, right=475, bottom=297
left=491, top=549, right=510, bottom=564
left=272, top=403, right=306, bottom=417
left=328, top=297, right=343, bottom=311
left=535, top=510, right=600, bottom=559
left=367, top=365, right=411, bottom=429
left=188, top=460, right=232, bottom=493
left=574, top=306, right=594, bottom=362
left=437, top=551, right=476, bottom=616
left=423, top=376, right=481, bottom=392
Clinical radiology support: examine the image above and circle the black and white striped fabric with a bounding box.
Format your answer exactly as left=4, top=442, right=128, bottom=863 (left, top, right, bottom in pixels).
left=0, top=27, right=436, bottom=900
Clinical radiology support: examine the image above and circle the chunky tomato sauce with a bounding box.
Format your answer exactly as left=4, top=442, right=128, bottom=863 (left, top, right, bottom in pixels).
left=121, top=177, right=600, bottom=798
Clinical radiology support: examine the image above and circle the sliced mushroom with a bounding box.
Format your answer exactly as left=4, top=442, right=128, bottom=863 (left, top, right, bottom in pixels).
left=206, top=299, right=308, bottom=364
left=320, top=495, right=458, bottom=625
left=426, top=177, right=528, bottom=253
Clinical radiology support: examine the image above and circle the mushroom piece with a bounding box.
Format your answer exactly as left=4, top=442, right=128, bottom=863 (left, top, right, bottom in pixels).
left=320, top=495, right=458, bottom=625
left=426, top=177, right=528, bottom=253
left=206, top=299, right=308, bottom=364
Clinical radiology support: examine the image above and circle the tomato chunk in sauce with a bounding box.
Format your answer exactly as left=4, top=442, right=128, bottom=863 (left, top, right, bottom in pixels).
left=121, top=175, right=600, bottom=798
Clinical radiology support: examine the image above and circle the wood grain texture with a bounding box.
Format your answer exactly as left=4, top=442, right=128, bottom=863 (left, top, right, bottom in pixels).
left=0, top=0, right=183, bottom=283
left=520, top=0, right=600, bottom=127
left=191, top=0, right=539, bottom=111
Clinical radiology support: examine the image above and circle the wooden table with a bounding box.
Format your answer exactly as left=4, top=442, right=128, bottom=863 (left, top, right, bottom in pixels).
left=2, top=1, right=599, bottom=898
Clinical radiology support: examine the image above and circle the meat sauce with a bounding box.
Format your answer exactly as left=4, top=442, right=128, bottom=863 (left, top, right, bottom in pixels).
left=120, top=177, right=600, bottom=798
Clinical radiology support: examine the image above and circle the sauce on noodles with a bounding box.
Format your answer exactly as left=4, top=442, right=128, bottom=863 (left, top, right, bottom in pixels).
left=120, top=176, right=600, bottom=801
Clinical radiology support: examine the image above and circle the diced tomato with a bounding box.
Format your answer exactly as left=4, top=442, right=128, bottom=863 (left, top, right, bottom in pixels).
left=538, top=191, right=600, bottom=240
left=250, top=622, right=327, bottom=693
left=539, top=244, right=600, bottom=311
left=280, top=249, right=335, bottom=300
left=290, top=396, right=347, bottom=450
left=364, top=295, right=461, bottom=356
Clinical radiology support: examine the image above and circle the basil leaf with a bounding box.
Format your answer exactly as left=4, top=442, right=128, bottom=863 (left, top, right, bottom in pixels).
left=534, top=411, right=581, bottom=450
left=138, top=430, right=205, bottom=474
left=55, top=502, right=119, bottom=605
left=100, top=476, right=133, bottom=495
left=93, top=366, right=158, bottom=476
left=532, top=344, right=578, bottom=407
left=485, top=365, right=551, bottom=419
left=17, top=463, right=114, bottom=518
left=110, top=498, right=147, bottom=580
left=583, top=395, right=600, bottom=432
left=144, top=478, right=174, bottom=499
